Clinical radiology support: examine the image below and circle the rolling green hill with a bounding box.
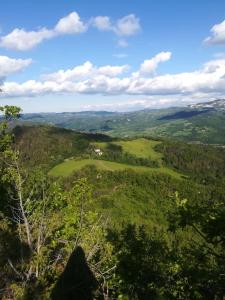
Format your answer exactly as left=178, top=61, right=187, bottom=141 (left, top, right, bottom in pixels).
left=13, top=125, right=112, bottom=168
left=17, top=99, right=225, bottom=145
left=94, top=138, right=162, bottom=160
left=49, top=158, right=182, bottom=178
left=14, top=125, right=225, bottom=185
left=14, top=126, right=181, bottom=178
left=13, top=125, right=225, bottom=224
left=3, top=123, right=225, bottom=298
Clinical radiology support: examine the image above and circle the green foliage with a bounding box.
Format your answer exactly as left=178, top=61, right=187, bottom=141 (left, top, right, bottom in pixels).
left=108, top=225, right=170, bottom=299
left=156, top=141, right=225, bottom=184
left=1, top=170, right=114, bottom=298
left=0, top=113, right=114, bottom=298
left=165, top=192, right=225, bottom=299
left=0, top=105, right=21, bottom=152
left=2, top=107, right=225, bottom=299
left=113, top=138, right=163, bottom=160
left=61, top=166, right=209, bottom=229
left=49, top=158, right=181, bottom=179
left=18, top=104, right=225, bottom=144
left=99, top=143, right=160, bottom=168
left=0, top=105, right=21, bottom=212
left=13, top=125, right=112, bottom=169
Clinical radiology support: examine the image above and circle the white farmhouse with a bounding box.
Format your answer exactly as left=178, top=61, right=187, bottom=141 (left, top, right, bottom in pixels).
left=94, top=148, right=103, bottom=156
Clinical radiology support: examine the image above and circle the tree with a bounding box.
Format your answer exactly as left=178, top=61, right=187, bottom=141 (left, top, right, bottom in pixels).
left=2, top=166, right=115, bottom=298
left=167, top=192, right=225, bottom=299
left=108, top=224, right=170, bottom=299
left=0, top=101, right=115, bottom=299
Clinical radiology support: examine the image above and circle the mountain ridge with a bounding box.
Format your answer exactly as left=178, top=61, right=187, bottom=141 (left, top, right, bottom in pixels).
left=17, top=99, right=225, bottom=145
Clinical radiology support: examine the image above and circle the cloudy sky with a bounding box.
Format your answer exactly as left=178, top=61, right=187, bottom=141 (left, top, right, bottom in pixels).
left=1, top=0, right=225, bottom=112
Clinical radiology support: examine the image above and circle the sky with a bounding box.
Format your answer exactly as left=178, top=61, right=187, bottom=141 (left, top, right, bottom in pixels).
left=0, top=0, right=225, bottom=113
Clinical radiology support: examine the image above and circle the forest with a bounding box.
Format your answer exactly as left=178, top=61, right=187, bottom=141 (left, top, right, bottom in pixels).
left=1, top=105, right=225, bottom=300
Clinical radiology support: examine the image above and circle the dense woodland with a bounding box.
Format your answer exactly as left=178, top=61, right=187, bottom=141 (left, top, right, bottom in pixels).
left=1, top=105, right=225, bottom=299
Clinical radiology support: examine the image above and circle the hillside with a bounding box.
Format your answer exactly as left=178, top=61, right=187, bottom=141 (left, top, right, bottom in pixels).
left=2, top=123, right=225, bottom=299
left=39, top=125, right=224, bottom=226
left=12, top=125, right=225, bottom=226
left=14, top=125, right=225, bottom=185
left=18, top=99, right=225, bottom=145
left=13, top=125, right=112, bottom=168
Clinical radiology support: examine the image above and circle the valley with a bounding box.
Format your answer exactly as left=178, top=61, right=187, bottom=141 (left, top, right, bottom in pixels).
left=18, top=99, right=225, bottom=145
left=1, top=116, right=225, bottom=299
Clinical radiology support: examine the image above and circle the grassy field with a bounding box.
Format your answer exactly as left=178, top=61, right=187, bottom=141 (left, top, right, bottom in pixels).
left=94, top=138, right=162, bottom=160
left=114, top=138, right=162, bottom=160
left=49, top=158, right=182, bottom=178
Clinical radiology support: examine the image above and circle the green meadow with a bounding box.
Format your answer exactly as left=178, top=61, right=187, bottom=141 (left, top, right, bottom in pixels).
left=114, top=138, right=163, bottom=160
left=94, top=138, right=162, bottom=160
left=49, top=138, right=183, bottom=178
left=49, top=158, right=182, bottom=178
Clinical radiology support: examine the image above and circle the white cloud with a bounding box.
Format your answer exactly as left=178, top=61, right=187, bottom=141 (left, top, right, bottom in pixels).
left=3, top=53, right=225, bottom=108
left=79, top=94, right=216, bottom=112
left=92, top=14, right=140, bottom=37
left=127, top=58, right=225, bottom=95
left=92, top=16, right=112, bottom=31
left=0, top=11, right=86, bottom=51
left=139, top=52, right=172, bottom=75
left=0, top=55, right=32, bottom=78
left=98, top=65, right=129, bottom=76
left=204, top=19, right=225, bottom=45
left=0, top=28, right=55, bottom=51
left=0, top=12, right=140, bottom=51
left=92, top=14, right=140, bottom=47
left=115, top=14, right=140, bottom=36
left=82, top=99, right=148, bottom=111
left=43, top=61, right=129, bottom=82
left=42, top=61, right=94, bottom=82
left=54, top=12, right=87, bottom=34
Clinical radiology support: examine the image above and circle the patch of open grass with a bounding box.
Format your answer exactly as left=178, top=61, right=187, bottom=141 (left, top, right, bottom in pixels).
left=114, top=138, right=162, bottom=160
left=49, top=158, right=182, bottom=179
left=94, top=138, right=163, bottom=160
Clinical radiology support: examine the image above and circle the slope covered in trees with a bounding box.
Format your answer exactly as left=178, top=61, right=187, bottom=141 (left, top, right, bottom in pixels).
left=13, top=125, right=112, bottom=168
left=1, top=115, right=225, bottom=299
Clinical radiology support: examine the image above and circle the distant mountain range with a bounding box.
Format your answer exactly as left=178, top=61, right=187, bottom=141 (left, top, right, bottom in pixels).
left=189, top=99, right=225, bottom=110
left=18, top=99, right=225, bottom=145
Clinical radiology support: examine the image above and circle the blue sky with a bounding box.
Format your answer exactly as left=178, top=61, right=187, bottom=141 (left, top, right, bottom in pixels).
left=0, top=0, right=225, bottom=112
